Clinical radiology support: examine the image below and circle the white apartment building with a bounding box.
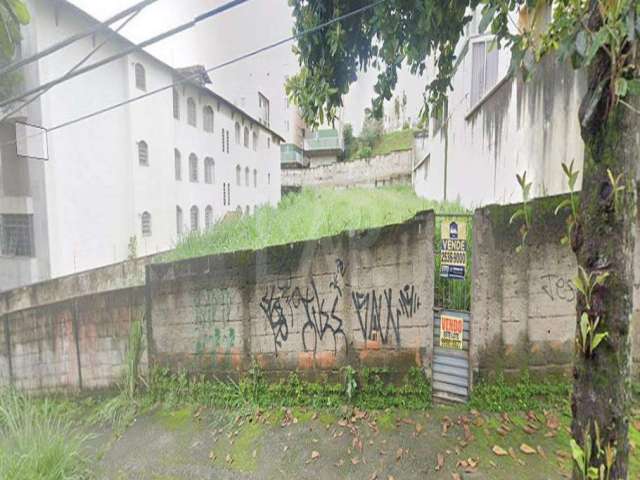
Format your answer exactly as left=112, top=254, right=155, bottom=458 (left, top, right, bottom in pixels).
left=0, top=0, right=283, bottom=291
left=413, top=6, right=585, bottom=207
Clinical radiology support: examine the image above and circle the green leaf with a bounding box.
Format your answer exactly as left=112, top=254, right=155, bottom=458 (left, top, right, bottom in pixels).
left=8, top=0, right=29, bottom=24
left=615, top=77, right=628, bottom=97
left=570, top=438, right=585, bottom=470
left=580, top=314, right=590, bottom=353
left=509, top=209, right=525, bottom=224
left=627, top=79, right=640, bottom=96
left=555, top=199, right=571, bottom=215
left=478, top=5, right=496, bottom=34
left=591, top=332, right=608, bottom=352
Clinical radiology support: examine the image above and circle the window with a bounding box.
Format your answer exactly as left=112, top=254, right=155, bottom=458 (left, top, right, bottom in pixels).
left=172, top=88, right=180, bottom=119
left=243, top=127, right=249, bottom=148
left=0, top=214, right=34, bottom=257
left=138, top=140, right=149, bottom=166
left=189, top=153, right=198, bottom=182
left=204, top=157, right=214, bottom=184
left=141, top=211, right=152, bottom=237
left=223, top=183, right=227, bottom=206
left=253, top=169, right=257, bottom=187
left=176, top=206, right=183, bottom=236
left=252, top=131, right=258, bottom=151
left=174, top=149, right=181, bottom=180
left=227, top=183, right=231, bottom=205
left=221, top=129, right=225, bottom=152
left=236, top=165, right=241, bottom=186
left=268, top=173, right=271, bottom=185
left=234, top=122, right=241, bottom=144
left=205, top=205, right=213, bottom=229
left=470, top=38, right=499, bottom=107
left=203, top=106, right=214, bottom=132
left=226, top=131, right=229, bottom=152
left=245, top=167, right=249, bottom=186
left=190, top=205, right=199, bottom=231
left=134, top=63, right=146, bottom=90
left=187, top=97, right=197, bottom=126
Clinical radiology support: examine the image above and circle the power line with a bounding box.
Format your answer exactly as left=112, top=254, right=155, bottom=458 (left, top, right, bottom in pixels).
left=6, top=0, right=385, bottom=150
left=0, top=8, right=145, bottom=124
left=0, top=0, right=160, bottom=78
left=0, top=0, right=251, bottom=109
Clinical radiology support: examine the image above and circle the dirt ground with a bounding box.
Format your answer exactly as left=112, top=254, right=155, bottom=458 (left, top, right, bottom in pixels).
left=90, top=403, right=630, bottom=480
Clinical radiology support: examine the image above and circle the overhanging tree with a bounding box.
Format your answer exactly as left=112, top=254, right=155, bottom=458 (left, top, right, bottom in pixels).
left=0, top=0, right=30, bottom=101
left=287, top=0, right=639, bottom=478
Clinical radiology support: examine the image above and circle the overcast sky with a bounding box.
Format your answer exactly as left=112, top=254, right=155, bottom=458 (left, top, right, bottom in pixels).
left=67, top=0, right=426, bottom=134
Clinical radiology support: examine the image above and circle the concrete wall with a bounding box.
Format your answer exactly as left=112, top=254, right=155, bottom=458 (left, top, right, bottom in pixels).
left=282, top=151, right=413, bottom=192
left=472, top=196, right=640, bottom=378
left=146, top=211, right=434, bottom=378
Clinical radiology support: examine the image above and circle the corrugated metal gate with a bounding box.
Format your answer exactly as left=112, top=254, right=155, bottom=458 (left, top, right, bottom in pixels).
left=432, top=215, right=472, bottom=403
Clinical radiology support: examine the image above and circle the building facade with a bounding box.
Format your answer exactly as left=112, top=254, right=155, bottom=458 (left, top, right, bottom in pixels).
left=0, top=0, right=283, bottom=291
left=412, top=7, right=585, bottom=207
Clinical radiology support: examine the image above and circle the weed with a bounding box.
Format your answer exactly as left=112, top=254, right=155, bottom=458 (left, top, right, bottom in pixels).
left=469, top=371, right=570, bottom=413
left=0, top=389, right=92, bottom=480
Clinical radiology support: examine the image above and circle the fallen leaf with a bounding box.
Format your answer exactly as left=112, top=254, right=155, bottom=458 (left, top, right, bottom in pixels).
left=311, top=451, right=320, bottom=461
left=492, top=445, right=508, bottom=456
left=208, top=451, right=216, bottom=460
left=368, top=473, right=378, bottom=480
left=508, top=447, right=517, bottom=460
left=312, top=412, right=318, bottom=421
left=436, top=452, right=444, bottom=471
left=416, top=423, right=423, bottom=434
left=523, top=425, right=537, bottom=434
left=396, top=447, right=404, bottom=461
left=546, top=415, right=560, bottom=430
left=351, top=457, right=360, bottom=465
left=555, top=450, right=570, bottom=460
left=520, top=443, right=536, bottom=455
left=537, top=446, right=546, bottom=459
left=451, top=474, right=462, bottom=480
left=225, top=454, right=233, bottom=464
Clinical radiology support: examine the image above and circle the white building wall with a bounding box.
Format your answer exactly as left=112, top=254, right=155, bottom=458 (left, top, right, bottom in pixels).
left=8, top=0, right=281, bottom=285
left=413, top=13, right=585, bottom=208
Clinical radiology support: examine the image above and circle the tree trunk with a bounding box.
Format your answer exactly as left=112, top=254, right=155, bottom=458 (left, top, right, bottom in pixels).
left=572, top=55, right=638, bottom=478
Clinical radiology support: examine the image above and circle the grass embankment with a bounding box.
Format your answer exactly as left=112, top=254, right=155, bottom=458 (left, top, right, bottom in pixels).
left=352, top=128, right=416, bottom=160
left=162, top=186, right=466, bottom=262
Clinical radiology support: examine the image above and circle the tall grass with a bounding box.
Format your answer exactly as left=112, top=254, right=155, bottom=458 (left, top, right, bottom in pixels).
left=0, top=389, right=91, bottom=480
left=162, top=186, right=467, bottom=262
left=92, top=319, right=146, bottom=434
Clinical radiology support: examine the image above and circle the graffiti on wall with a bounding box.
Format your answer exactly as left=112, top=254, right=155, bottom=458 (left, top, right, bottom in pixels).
left=194, top=288, right=235, bottom=360
left=540, top=274, right=576, bottom=303
left=352, top=284, right=421, bottom=345
left=259, top=259, right=348, bottom=356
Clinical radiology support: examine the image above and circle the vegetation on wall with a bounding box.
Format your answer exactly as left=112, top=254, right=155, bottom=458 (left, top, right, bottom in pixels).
left=161, top=186, right=465, bottom=262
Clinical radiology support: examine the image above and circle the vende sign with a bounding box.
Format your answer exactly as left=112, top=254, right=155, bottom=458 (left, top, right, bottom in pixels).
left=440, top=314, right=464, bottom=350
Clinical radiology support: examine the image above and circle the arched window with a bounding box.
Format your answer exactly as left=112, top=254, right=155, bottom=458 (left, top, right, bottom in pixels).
left=244, top=167, right=249, bottom=186
left=138, top=140, right=148, bottom=166
left=187, top=97, right=197, bottom=126
left=176, top=206, right=183, bottom=236
left=174, top=148, right=181, bottom=181
left=141, top=211, right=152, bottom=237
left=172, top=88, right=180, bottom=119
left=234, top=122, right=241, bottom=144
left=134, top=63, right=146, bottom=90
left=189, top=153, right=198, bottom=182
left=205, top=205, right=213, bottom=229
left=190, top=205, right=199, bottom=231
left=243, top=127, right=249, bottom=148
left=221, top=129, right=225, bottom=153
left=252, top=131, right=258, bottom=151
left=253, top=169, right=257, bottom=187
left=203, top=106, right=214, bottom=132
left=204, top=157, right=214, bottom=184
left=236, top=165, right=241, bottom=186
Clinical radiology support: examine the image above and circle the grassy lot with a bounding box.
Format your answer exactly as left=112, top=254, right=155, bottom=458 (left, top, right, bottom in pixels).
left=161, top=186, right=466, bottom=262
left=350, top=128, right=416, bottom=160
left=1, top=372, right=638, bottom=479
